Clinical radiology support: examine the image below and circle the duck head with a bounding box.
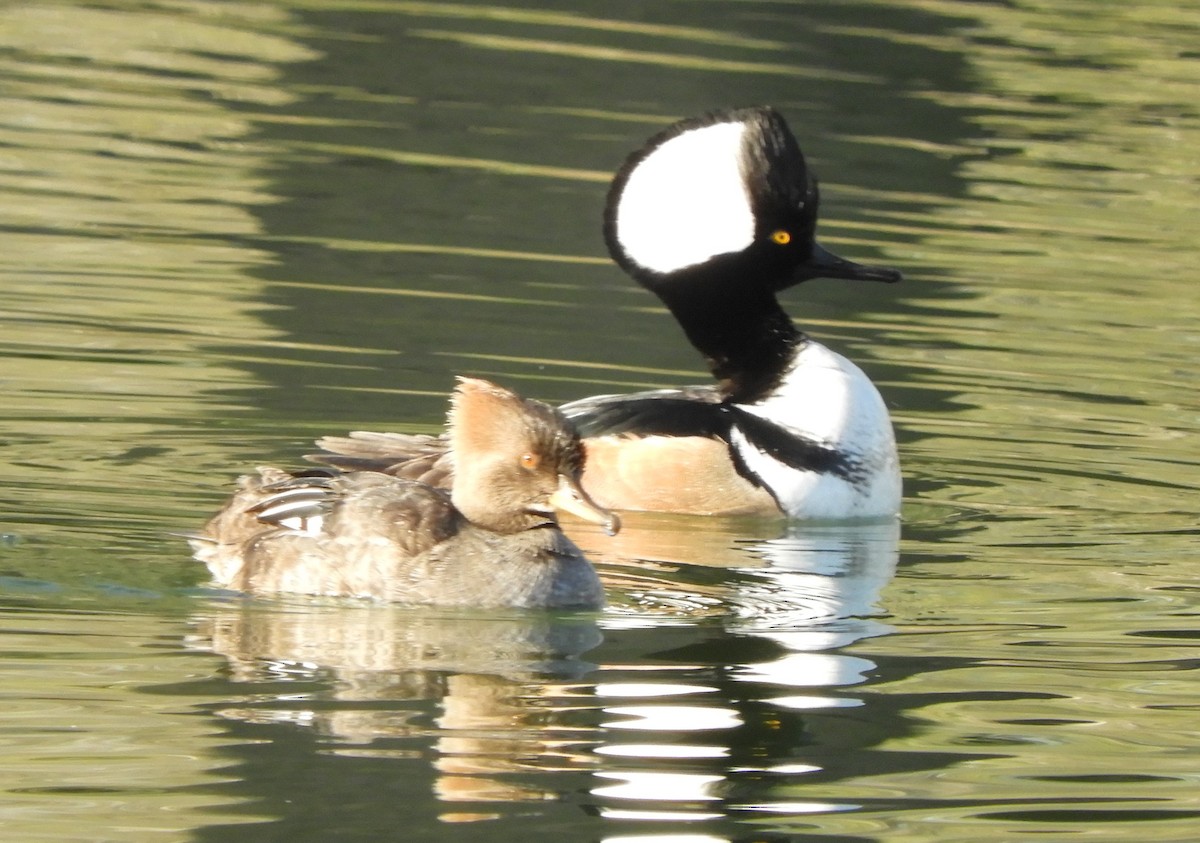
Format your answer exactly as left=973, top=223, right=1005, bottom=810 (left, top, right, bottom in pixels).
left=602, top=107, right=902, bottom=402
left=448, top=378, right=620, bottom=536
left=603, top=106, right=902, bottom=294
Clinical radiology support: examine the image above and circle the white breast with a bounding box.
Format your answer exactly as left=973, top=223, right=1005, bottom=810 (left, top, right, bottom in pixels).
left=730, top=341, right=901, bottom=520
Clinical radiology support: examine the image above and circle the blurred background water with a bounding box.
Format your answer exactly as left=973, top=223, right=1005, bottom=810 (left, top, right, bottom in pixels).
left=1, top=1, right=1198, bottom=840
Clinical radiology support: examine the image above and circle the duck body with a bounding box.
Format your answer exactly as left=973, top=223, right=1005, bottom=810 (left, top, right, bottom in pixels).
left=194, top=469, right=604, bottom=608
left=566, top=340, right=900, bottom=520
left=569, top=105, right=903, bottom=519
left=313, top=107, right=903, bottom=521
left=191, top=379, right=616, bottom=609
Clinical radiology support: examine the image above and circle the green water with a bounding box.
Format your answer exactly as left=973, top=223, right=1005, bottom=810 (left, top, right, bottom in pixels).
left=0, top=1, right=1197, bottom=840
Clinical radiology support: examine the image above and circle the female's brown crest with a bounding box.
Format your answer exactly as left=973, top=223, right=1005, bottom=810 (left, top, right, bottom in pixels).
left=447, top=377, right=531, bottom=460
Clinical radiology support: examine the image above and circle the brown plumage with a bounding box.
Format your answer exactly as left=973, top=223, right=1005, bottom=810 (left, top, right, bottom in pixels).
left=574, top=435, right=778, bottom=516
left=190, top=379, right=618, bottom=609
left=311, top=430, right=777, bottom=517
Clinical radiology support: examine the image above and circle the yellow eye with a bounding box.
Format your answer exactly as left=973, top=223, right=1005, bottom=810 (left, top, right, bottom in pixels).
left=520, top=452, right=540, bottom=470
left=770, top=229, right=792, bottom=245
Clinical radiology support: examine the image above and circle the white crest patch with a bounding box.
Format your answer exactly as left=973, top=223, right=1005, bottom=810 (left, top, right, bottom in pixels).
left=614, top=119, right=755, bottom=274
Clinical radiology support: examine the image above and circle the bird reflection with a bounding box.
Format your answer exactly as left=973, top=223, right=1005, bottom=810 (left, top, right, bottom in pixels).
left=189, top=518, right=901, bottom=835
left=583, top=518, right=900, bottom=826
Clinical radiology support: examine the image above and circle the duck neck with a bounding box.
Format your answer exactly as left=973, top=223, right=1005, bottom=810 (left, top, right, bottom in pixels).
left=655, top=278, right=804, bottom=404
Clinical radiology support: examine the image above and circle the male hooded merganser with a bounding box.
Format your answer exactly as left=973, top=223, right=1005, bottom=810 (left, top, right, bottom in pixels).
left=190, top=378, right=617, bottom=609
left=563, top=106, right=903, bottom=520
left=314, top=107, right=902, bottom=520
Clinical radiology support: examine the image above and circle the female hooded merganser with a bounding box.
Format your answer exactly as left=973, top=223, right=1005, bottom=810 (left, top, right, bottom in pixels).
left=315, top=107, right=903, bottom=520
left=190, top=378, right=617, bottom=609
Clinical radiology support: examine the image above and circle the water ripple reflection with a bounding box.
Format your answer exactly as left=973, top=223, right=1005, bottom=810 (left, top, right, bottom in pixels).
left=4, top=0, right=1198, bottom=838
left=184, top=517, right=901, bottom=837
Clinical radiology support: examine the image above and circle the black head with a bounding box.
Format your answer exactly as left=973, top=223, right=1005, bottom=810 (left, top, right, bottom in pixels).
left=603, top=107, right=901, bottom=294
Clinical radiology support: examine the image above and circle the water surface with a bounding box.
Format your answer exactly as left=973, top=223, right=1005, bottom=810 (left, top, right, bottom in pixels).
left=1, top=1, right=1198, bottom=840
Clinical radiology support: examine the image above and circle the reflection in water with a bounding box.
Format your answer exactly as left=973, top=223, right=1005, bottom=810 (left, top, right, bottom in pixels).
left=192, top=601, right=593, bottom=827
left=587, top=523, right=898, bottom=828
left=734, top=521, right=899, bottom=631
left=193, top=601, right=603, bottom=825
left=189, top=521, right=902, bottom=836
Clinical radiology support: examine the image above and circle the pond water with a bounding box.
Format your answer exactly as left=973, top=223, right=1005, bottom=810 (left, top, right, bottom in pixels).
left=1, top=1, right=1198, bottom=840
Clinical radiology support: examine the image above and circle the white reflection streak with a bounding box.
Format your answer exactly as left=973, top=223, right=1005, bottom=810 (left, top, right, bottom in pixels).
left=595, top=682, right=717, bottom=697
left=595, top=743, right=728, bottom=759
left=601, top=705, right=741, bottom=731
left=603, top=836, right=729, bottom=843
left=734, top=800, right=860, bottom=814
left=593, top=771, right=724, bottom=801
left=762, top=763, right=821, bottom=774
left=734, top=649, right=876, bottom=688
left=603, top=836, right=727, bottom=843
left=599, top=809, right=724, bottom=822
left=771, top=694, right=862, bottom=710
